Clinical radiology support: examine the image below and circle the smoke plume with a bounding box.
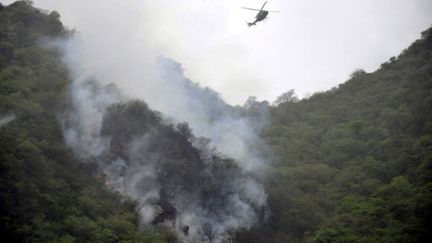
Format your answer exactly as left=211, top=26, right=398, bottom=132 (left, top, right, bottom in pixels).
left=0, top=113, right=15, bottom=127
left=48, top=4, right=271, bottom=242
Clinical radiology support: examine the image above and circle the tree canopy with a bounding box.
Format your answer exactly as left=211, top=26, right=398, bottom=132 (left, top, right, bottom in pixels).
left=237, top=25, right=432, bottom=242
left=1, top=1, right=431, bottom=242
left=0, top=2, right=177, bottom=242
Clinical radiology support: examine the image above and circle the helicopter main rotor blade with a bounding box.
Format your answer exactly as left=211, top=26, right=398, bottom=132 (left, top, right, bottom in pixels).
left=260, top=1, right=268, bottom=11
left=241, top=7, right=261, bottom=11
left=267, top=10, right=281, bottom=13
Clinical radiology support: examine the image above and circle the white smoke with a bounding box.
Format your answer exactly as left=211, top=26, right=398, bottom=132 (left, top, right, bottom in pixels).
left=53, top=34, right=269, bottom=242
left=58, top=62, right=123, bottom=158
left=0, top=113, right=15, bottom=127
left=44, top=2, right=270, bottom=241
left=58, top=29, right=269, bottom=171
left=99, top=129, right=268, bottom=242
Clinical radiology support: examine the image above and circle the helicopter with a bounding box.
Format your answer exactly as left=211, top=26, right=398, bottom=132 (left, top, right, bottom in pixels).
left=242, top=1, right=280, bottom=27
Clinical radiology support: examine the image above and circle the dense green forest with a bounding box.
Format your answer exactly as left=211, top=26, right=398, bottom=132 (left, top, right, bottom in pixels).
left=237, top=27, right=432, bottom=242
left=1, top=1, right=432, bottom=242
left=0, top=2, right=177, bottom=242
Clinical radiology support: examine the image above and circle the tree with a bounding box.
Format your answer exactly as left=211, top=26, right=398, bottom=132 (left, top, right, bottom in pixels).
left=273, top=89, right=299, bottom=106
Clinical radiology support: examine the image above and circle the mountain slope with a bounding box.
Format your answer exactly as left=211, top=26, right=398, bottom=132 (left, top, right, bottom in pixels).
left=248, top=27, right=432, bottom=242
left=2, top=1, right=432, bottom=243
left=1, top=2, right=267, bottom=242
left=0, top=2, right=177, bottom=242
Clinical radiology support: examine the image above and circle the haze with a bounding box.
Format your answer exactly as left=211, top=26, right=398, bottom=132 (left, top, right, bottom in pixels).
left=2, top=0, right=431, bottom=104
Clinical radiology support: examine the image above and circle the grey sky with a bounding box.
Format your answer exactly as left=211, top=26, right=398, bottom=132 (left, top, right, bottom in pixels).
left=2, top=0, right=432, bottom=104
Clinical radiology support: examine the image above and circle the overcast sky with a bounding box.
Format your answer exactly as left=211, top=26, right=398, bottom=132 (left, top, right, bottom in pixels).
left=2, top=0, right=432, bottom=104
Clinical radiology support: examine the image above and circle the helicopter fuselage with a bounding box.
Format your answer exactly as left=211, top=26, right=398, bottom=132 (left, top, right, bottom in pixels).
left=248, top=10, right=269, bottom=26
left=256, top=10, right=269, bottom=22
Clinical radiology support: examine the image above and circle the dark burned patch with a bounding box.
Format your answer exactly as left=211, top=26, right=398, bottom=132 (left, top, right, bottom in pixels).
left=97, top=99, right=264, bottom=239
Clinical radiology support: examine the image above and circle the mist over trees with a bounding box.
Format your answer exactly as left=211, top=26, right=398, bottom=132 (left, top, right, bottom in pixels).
left=1, top=1, right=432, bottom=243
left=1, top=2, right=266, bottom=242
left=0, top=2, right=177, bottom=242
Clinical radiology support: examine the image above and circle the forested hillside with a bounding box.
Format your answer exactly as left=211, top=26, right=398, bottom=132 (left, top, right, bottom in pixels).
left=239, top=28, right=432, bottom=242
left=1, top=1, right=432, bottom=243
left=0, top=2, right=176, bottom=242
left=0, top=2, right=265, bottom=242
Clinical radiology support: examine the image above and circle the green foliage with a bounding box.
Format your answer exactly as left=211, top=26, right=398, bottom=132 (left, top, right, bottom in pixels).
left=2, top=1, right=432, bottom=242
left=245, top=26, right=432, bottom=242
left=0, top=1, right=176, bottom=242
left=273, top=89, right=299, bottom=106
